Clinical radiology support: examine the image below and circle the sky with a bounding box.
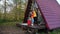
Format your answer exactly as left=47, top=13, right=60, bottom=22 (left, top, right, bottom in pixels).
left=56, top=0, right=60, bottom=4
left=0, top=0, right=14, bottom=13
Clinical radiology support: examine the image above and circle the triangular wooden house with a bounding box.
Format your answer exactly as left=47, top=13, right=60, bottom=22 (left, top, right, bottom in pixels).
left=23, top=0, right=60, bottom=30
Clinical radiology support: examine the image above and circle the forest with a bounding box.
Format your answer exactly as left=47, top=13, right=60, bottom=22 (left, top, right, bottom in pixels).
left=0, top=0, right=28, bottom=23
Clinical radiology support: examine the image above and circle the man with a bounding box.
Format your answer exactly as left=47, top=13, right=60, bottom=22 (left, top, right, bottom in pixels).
left=32, top=10, right=37, bottom=24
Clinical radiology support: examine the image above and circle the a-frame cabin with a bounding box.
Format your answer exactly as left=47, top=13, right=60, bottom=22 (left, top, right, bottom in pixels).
left=23, top=0, right=46, bottom=29
left=23, top=0, right=60, bottom=30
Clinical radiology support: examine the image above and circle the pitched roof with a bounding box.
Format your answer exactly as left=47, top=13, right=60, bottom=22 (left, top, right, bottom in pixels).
left=36, top=0, right=60, bottom=29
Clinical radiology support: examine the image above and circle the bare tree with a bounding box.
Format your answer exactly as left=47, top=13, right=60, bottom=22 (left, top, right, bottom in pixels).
left=4, top=0, right=6, bottom=20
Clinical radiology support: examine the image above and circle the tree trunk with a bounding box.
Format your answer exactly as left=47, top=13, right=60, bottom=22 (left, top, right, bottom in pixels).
left=14, top=0, right=18, bottom=21
left=4, top=0, right=6, bottom=20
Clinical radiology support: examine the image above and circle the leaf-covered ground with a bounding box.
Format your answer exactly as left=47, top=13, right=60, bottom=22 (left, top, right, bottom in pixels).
left=0, top=22, right=25, bottom=34
left=0, top=22, right=60, bottom=34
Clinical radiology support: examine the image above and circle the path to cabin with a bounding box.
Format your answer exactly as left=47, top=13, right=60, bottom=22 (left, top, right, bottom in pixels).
left=0, top=26, right=25, bottom=34
left=0, top=22, right=25, bottom=34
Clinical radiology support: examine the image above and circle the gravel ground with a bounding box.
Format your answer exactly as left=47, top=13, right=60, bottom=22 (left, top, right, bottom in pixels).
left=0, top=26, right=25, bottom=34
